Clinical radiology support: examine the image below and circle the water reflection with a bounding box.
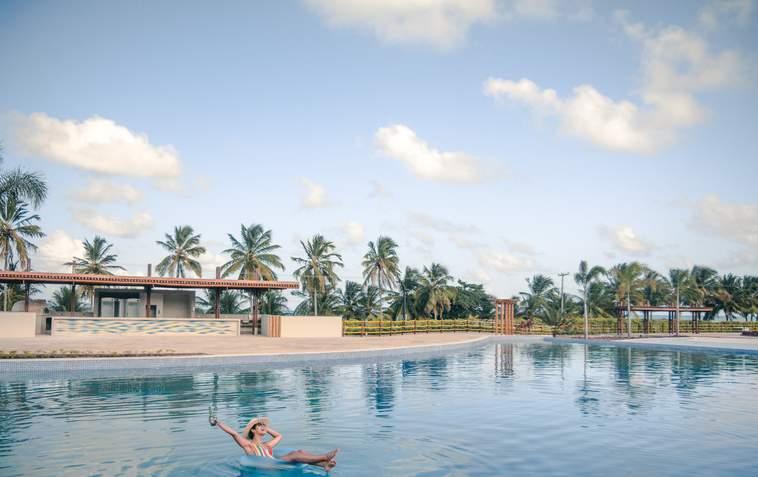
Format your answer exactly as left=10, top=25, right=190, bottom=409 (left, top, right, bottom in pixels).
left=495, top=343, right=514, bottom=379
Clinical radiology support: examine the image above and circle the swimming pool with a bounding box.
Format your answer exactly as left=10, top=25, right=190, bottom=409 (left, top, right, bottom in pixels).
left=2, top=341, right=757, bottom=476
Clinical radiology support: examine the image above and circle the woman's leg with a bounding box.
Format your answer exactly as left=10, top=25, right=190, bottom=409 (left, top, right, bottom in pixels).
left=279, top=448, right=338, bottom=465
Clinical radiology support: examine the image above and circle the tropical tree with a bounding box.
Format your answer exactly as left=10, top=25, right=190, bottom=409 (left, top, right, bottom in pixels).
left=196, top=289, right=250, bottom=315
left=540, top=304, right=571, bottom=336
left=711, top=274, right=742, bottom=321
left=292, top=287, right=340, bottom=316
left=291, top=234, right=343, bottom=315
left=387, top=266, right=420, bottom=321
left=64, top=236, right=126, bottom=308
left=50, top=286, right=87, bottom=312
left=737, top=276, right=758, bottom=321
left=688, top=265, right=718, bottom=307
left=361, top=285, right=384, bottom=318
left=416, top=263, right=455, bottom=320
left=574, top=260, right=606, bottom=338
left=221, top=223, right=284, bottom=328
left=258, top=290, right=289, bottom=315
left=0, top=143, right=48, bottom=208
left=362, top=236, right=400, bottom=306
left=0, top=197, right=45, bottom=311
left=337, top=281, right=364, bottom=319
left=641, top=268, right=671, bottom=306
left=518, top=274, right=558, bottom=318
left=607, top=262, right=645, bottom=336
left=448, top=280, right=495, bottom=319
left=667, top=268, right=692, bottom=336
left=155, top=225, right=206, bottom=278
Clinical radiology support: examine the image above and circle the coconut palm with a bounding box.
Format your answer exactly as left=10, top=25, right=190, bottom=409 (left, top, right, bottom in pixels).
left=0, top=197, right=45, bottom=310
left=387, top=267, right=421, bottom=320
left=50, top=286, right=87, bottom=312
left=540, top=303, right=571, bottom=336
left=416, top=263, right=455, bottom=320
left=607, top=262, right=645, bottom=336
left=292, top=286, right=340, bottom=316
left=64, top=236, right=126, bottom=308
left=337, top=281, right=364, bottom=319
left=258, top=290, right=288, bottom=315
left=155, top=225, right=206, bottom=278
left=688, top=265, right=718, bottom=306
left=361, top=285, right=384, bottom=318
left=574, top=260, right=606, bottom=338
left=362, top=236, right=400, bottom=305
left=518, top=274, right=558, bottom=318
left=667, top=269, right=692, bottom=336
left=196, top=289, right=250, bottom=315
left=711, top=274, right=742, bottom=321
left=221, top=223, right=284, bottom=329
left=291, top=234, right=343, bottom=315
left=641, top=268, right=671, bottom=306
left=0, top=144, right=48, bottom=208
left=737, top=276, right=758, bottom=321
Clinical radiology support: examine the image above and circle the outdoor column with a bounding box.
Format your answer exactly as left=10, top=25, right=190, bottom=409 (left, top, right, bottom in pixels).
left=145, top=286, right=152, bottom=317
left=214, top=288, right=220, bottom=319
left=70, top=283, right=76, bottom=312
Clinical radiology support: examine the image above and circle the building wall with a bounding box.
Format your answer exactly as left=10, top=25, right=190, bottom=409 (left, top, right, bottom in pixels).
left=95, top=289, right=195, bottom=318
left=52, top=317, right=239, bottom=336
left=261, top=315, right=343, bottom=338
left=0, top=312, right=38, bottom=337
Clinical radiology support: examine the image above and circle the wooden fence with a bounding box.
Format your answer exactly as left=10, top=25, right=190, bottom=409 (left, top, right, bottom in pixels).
left=343, top=318, right=758, bottom=336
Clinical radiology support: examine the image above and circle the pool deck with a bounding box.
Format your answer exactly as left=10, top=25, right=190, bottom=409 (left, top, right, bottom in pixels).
left=550, top=333, right=758, bottom=355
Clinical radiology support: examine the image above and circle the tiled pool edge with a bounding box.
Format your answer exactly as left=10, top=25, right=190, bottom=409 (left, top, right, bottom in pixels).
left=0, top=335, right=544, bottom=373
left=547, top=336, right=758, bottom=356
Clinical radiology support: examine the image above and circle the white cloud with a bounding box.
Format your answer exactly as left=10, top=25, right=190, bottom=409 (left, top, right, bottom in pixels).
left=477, top=249, right=536, bottom=272
left=299, top=178, right=329, bottom=208
left=305, top=0, right=496, bottom=49
left=408, top=211, right=484, bottom=249
left=11, top=112, right=181, bottom=177
left=690, top=194, right=758, bottom=247
left=484, top=14, right=744, bottom=153
left=376, top=125, right=484, bottom=183
left=72, top=209, right=153, bottom=238
left=344, top=222, right=365, bottom=245
left=698, top=0, right=753, bottom=29
left=599, top=225, right=654, bottom=256
left=198, top=251, right=228, bottom=278
left=34, top=230, right=83, bottom=272
left=70, top=179, right=143, bottom=204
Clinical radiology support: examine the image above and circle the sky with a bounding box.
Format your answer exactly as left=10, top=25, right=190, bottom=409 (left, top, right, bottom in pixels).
left=0, top=0, right=757, bottom=305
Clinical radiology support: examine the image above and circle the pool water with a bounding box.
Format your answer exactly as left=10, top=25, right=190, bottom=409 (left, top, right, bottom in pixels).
left=2, top=342, right=758, bottom=476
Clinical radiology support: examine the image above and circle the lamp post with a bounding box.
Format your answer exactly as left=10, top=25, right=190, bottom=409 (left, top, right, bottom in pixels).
left=558, top=272, right=568, bottom=322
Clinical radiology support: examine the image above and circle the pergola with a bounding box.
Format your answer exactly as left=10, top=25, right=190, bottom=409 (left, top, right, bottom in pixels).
left=617, top=305, right=713, bottom=335
left=0, top=270, right=299, bottom=322
left=494, top=298, right=516, bottom=334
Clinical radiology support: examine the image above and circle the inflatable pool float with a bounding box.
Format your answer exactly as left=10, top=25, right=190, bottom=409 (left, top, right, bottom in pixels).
left=239, top=454, right=327, bottom=475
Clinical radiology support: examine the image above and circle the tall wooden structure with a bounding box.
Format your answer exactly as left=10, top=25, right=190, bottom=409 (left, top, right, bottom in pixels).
left=494, top=298, right=515, bottom=335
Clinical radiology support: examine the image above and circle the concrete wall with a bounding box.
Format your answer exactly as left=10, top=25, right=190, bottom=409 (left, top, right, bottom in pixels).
left=261, top=315, right=342, bottom=338
left=52, top=317, right=239, bottom=336
left=0, top=312, right=38, bottom=337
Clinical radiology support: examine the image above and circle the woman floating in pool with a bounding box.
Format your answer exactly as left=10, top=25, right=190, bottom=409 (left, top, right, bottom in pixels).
left=210, top=414, right=338, bottom=471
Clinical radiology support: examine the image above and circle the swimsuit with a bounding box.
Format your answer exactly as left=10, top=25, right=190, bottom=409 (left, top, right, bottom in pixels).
left=250, top=443, right=274, bottom=459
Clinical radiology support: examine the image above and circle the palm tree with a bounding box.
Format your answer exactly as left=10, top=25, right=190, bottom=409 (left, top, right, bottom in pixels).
left=155, top=225, right=206, bottom=278
left=607, top=262, right=645, bottom=337
left=50, top=286, right=87, bottom=312
left=0, top=197, right=45, bottom=310
left=416, top=263, right=455, bottom=320
left=361, top=285, right=384, bottom=318
left=389, top=267, right=420, bottom=321
left=258, top=290, right=288, bottom=315
left=711, top=274, right=742, bottom=321
left=737, top=276, right=758, bottom=321
left=518, top=274, right=558, bottom=318
left=362, top=236, right=400, bottom=307
left=574, top=260, right=606, bottom=339
left=541, top=303, right=571, bottom=337
left=64, top=236, right=126, bottom=308
left=291, top=234, right=343, bottom=315
left=221, top=224, right=284, bottom=329
left=688, top=265, right=718, bottom=307
left=667, top=269, right=692, bottom=336
left=337, top=281, right=364, bottom=319
left=293, top=287, right=340, bottom=316
left=0, top=143, right=48, bottom=208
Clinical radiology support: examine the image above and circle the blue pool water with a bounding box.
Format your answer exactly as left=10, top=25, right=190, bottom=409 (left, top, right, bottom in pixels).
left=2, top=342, right=758, bottom=476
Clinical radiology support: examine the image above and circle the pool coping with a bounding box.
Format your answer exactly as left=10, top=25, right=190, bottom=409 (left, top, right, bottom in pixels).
left=546, top=336, right=758, bottom=356
left=0, top=335, right=545, bottom=374
left=3, top=334, right=757, bottom=375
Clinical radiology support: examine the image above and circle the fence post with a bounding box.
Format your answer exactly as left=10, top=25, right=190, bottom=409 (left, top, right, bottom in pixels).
left=363, top=319, right=366, bottom=336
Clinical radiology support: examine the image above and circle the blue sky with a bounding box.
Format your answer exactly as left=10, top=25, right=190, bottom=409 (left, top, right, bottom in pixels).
left=1, top=0, right=756, bottom=302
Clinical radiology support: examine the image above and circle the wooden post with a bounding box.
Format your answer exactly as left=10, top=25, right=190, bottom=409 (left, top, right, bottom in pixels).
left=214, top=267, right=221, bottom=319
left=70, top=283, right=76, bottom=312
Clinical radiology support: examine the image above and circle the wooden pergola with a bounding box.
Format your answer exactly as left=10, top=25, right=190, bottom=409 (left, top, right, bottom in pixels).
left=494, top=298, right=516, bottom=334
left=0, top=270, right=298, bottom=323
left=616, top=305, right=713, bottom=335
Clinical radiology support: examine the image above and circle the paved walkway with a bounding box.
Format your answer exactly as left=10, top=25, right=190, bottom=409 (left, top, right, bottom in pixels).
left=0, top=333, right=492, bottom=356
left=553, top=333, right=758, bottom=354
